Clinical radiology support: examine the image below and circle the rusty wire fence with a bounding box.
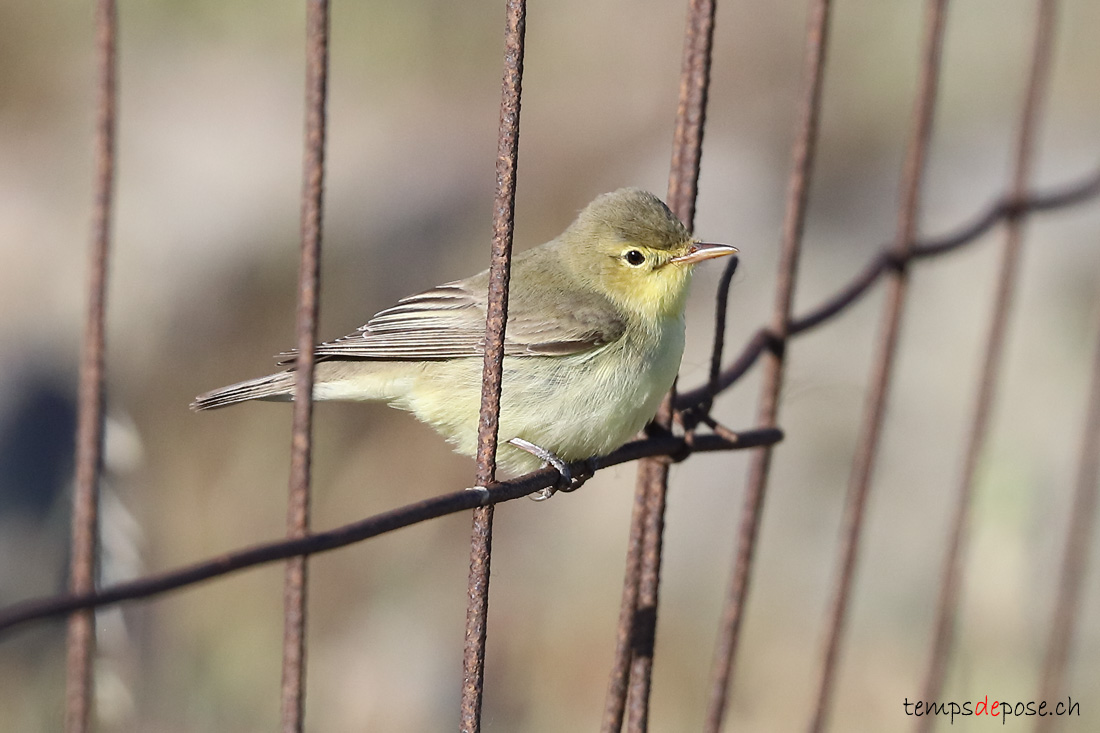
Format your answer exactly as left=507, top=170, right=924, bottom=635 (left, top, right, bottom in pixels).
left=1, top=0, right=1099, bottom=730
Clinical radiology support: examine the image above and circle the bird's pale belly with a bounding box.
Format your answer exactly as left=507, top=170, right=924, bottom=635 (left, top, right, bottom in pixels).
left=400, top=318, right=685, bottom=475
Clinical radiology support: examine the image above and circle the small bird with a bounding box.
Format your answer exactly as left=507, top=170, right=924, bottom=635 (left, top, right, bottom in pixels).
left=192, top=188, right=736, bottom=481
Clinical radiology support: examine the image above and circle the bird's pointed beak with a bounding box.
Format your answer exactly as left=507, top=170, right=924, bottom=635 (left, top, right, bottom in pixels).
left=669, top=241, right=738, bottom=265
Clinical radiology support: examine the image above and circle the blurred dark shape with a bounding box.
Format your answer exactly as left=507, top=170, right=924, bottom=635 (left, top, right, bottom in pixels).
left=0, top=372, right=76, bottom=523
left=0, top=367, right=76, bottom=685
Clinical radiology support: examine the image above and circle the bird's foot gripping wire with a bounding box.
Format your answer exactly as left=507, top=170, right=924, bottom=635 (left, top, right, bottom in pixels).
left=508, top=437, right=595, bottom=500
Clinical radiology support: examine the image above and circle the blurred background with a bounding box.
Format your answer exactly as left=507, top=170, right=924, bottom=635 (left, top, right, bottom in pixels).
left=1, top=0, right=1099, bottom=730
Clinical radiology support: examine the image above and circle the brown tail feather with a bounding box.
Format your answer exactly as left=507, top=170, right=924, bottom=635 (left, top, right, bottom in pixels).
left=191, top=371, right=296, bottom=411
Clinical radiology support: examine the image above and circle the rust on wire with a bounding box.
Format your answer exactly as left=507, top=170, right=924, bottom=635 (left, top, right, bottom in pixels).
left=625, top=460, right=669, bottom=733
left=704, top=1, right=833, bottom=730
left=611, top=1, right=716, bottom=730
left=809, top=1, right=949, bottom=731
left=0, top=428, right=783, bottom=638
left=281, top=1, right=330, bottom=730
left=600, top=474, right=651, bottom=732
left=666, top=0, right=716, bottom=226
left=461, top=1, right=526, bottom=730
left=65, top=0, right=117, bottom=730
left=918, top=1, right=1058, bottom=723
left=1035, top=315, right=1100, bottom=731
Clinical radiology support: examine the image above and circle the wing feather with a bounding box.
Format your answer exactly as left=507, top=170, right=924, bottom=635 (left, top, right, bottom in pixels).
left=276, top=272, right=625, bottom=365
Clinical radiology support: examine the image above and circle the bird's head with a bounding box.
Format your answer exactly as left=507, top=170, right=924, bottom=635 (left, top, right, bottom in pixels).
left=559, top=188, right=737, bottom=322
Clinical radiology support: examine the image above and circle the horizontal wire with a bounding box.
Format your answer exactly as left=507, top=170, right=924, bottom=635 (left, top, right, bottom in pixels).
left=0, top=427, right=781, bottom=636
left=676, top=162, right=1100, bottom=413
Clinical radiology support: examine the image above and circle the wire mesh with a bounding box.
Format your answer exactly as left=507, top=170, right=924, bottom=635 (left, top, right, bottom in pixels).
left=0, top=1, right=1098, bottom=730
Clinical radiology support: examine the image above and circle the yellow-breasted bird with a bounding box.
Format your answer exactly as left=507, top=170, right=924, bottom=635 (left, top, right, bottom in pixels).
left=192, top=188, right=736, bottom=481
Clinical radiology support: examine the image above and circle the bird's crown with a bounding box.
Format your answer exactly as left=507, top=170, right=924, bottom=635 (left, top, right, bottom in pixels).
left=567, top=188, right=692, bottom=252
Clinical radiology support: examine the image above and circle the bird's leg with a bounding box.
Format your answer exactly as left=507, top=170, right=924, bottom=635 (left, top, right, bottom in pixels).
left=507, top=437, right=591, bottom=500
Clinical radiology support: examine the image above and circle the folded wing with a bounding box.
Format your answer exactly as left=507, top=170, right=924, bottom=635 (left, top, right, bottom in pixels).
left=278, top=277, right=626, bottom=365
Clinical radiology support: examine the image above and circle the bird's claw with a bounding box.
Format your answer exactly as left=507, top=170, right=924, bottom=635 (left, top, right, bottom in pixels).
left=508, top=438, right=593, bottom=500
left=559, top=457, right=597, bottom=493
left=530, top=486, right=556, bottom=502
left=464, top=485, right=491, bottom=502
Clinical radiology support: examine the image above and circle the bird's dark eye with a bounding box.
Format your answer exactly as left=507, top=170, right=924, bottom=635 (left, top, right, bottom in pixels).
left=624, top=250, right=646, bottom=266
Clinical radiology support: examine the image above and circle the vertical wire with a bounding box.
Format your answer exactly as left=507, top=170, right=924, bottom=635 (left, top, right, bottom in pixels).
left=65, top=0, right=117, bottom=730
left=808, top=1, right=949, bottom=731
left=1034, top=319, right=1100, bottom=726
left=703, top=1, right=833, bottom=730
left=601, top=469, right=652, bottom=732
left=281, top=1, right=329, bottom=730
left=625, top=459, right=673, bottom=733
left=916, top=2, right=1057, bottom=726
left=666, top=0, right=717, bottom=226
left=460, top=1, right=526, bottom=730
left=617, top=2, right=715, bottom=731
